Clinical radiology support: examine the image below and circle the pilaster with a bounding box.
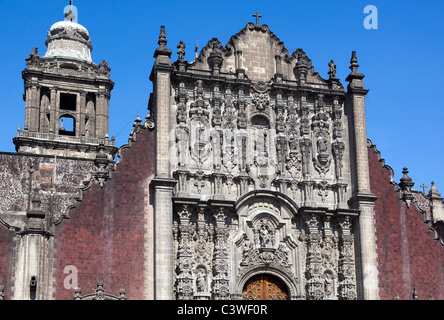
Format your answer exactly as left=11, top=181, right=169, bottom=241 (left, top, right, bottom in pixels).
left=345, top=51, right=379, bottom=300
left=150, top=26, right=175, bottom=300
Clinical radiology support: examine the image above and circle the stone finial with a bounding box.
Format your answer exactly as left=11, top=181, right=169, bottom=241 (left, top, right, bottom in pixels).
left=154, top=25, right=172, bottom=60
left=429, top=181, right=441, bottom=199
left=119, top=286, right=126, bottom=300
left=412, top=287, right=419, bottom=300
left=345, top=51, right=367, bottom=92
left=399, top=167, right=414, bottom=192
left=159, top=25, right=167, bottom=47
left=399, top=167, right=415, bottom=208
left=350, top=51, right=359, bottom=71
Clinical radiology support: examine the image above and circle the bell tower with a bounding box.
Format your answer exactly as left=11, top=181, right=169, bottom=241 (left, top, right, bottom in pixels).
left=13, top=3, right=117, bottom=160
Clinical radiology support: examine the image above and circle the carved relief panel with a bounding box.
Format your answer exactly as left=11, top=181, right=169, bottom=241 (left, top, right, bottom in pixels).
left=170, top=76, right=349, bottom=208
left=172, top=198, right=358, bottom=300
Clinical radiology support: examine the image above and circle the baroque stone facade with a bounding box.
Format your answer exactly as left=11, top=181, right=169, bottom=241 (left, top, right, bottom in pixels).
left=153, top=21, right=370, bottom=300
left=1, top=7, right=444, bottom=301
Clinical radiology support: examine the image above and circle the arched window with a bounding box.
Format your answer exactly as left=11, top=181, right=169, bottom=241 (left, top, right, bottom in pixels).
left=59, top=115, right=76, bottom=136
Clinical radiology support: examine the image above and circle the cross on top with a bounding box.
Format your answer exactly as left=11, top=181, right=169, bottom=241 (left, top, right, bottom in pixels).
left=421, top=184, right=428, bottom=194
left=253, top=12, right=262, bottom=25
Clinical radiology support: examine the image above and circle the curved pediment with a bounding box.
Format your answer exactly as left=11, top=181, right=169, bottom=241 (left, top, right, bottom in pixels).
left=188, top=22, right=330, bottom=84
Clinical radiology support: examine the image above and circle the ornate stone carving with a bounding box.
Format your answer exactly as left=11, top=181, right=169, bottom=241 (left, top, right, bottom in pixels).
left=252, top=81, right=270, bottom=112
left=26, top=48, right=41, bottom=67
left=207, top=39, right=224, bottom=76
left=74, top=277, right=126, bottom=300
left=337, top=216, right=357, bottom=300
left=212, top=207, right=230, bottom=299
left=97, top=60, right=111, bottom=76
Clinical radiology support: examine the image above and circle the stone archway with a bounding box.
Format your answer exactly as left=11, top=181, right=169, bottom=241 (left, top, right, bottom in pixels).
left=242, top=274, right=289, bottom=300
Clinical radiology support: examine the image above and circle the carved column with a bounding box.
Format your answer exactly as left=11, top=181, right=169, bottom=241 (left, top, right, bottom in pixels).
left=302, top=211, right=324, bottom=300
left=338, top=216, right=357, bottom=300
left=212, top=208, right=230, bottom=300
left=175, top=205, right=194, bottom=300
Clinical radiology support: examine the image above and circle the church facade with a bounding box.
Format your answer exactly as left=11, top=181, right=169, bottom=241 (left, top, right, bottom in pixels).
left=1, top=9, right=444, bottom=301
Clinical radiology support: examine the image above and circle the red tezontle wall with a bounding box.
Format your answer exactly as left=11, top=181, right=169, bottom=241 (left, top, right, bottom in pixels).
left=53, top=128, right=155, bottom=300
left=368, top=144, right=444, bottom=300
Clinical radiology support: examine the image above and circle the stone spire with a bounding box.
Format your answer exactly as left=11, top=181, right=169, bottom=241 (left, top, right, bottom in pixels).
left=154, top=25, right=172, bottom=61
left=345, top=51, right=367, bottom=93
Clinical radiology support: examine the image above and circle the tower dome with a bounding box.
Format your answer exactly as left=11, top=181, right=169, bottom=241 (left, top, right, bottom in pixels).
left=44, top=19, right=93, bottom=62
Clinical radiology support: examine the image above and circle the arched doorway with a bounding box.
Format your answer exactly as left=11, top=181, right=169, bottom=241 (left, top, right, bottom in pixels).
left=242, top=274, right=289, bottom=300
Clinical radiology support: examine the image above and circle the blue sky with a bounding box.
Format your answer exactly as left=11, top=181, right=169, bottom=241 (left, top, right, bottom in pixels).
left=1, top=0, right=443, bottom=194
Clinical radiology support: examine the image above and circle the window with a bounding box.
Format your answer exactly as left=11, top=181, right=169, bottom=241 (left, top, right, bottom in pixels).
left=60, top=93, right=77, bottom=111
left=59, top=115, right=76, bottom=136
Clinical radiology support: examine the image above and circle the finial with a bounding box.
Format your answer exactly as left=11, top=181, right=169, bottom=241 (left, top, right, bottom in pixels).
left=158, top=25, right=167, bottom=48
left=154, top=25, right=172, bottom=59
left=253, top=12, right=262, bottom=25
left=349, top=51, right=359, bottom=73
left=429, top=181, right=441, bottom=198
left=195, top=44, right=199, bottom=59
left=412, top=287, right=419, bottom=300
left=345, top=50, right=366, bottom=90
left=399, top=167, right=414, bottom=193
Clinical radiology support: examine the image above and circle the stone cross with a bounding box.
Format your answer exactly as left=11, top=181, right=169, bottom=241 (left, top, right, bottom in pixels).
left=253, top=12, right=262, bottom=25
left=420, top=184, right=428, bottom=194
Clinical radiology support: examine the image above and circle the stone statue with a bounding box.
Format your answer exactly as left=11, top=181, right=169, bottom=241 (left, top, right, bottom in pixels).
left=317, top=136, right=328, bottom=155
left=177, top=40, right=186, bottom=61
left=259, top=224, right=271, bottom=247
left=328, top=60, right=336, bottom=79
left=196, top=268, right=207, bottom=292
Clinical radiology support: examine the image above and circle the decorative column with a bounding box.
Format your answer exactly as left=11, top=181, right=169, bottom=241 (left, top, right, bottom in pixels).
left=175, top=205, right=194, bottom=300
left=338, top=216, right=357, bottom=300
left=212, top=208, right=230, bottom=300
left=302, top=210, right=324, bottom=300
left=345, top=51, right=379, bottom=300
